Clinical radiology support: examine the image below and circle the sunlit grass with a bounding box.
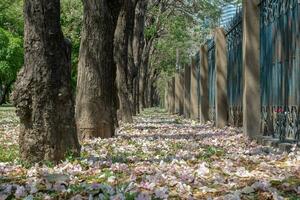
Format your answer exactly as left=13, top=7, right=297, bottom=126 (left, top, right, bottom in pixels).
left=0, top=144, right=19, bottom=162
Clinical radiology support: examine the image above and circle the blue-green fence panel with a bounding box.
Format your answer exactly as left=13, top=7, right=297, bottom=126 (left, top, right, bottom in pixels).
left=260, top=0, right=300, bottom=142
left=208, top=39, right=216, bottom=124
left=195, top=51, right=201, bottom=118
left=225, top=10, right=243, bottom=127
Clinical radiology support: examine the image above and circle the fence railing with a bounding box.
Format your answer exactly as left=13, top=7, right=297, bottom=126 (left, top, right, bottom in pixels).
left=225, top=9, right=243, bottom=127
left=207, top=39, right=216, bottom=124
left=195, top=51, right=201, bottom=117
left=260, top=0, right=300, bottom=142
left=167, top=0, right=300, bottom=145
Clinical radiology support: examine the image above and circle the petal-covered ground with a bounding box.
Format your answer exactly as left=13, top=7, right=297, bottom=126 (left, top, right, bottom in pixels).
left=0, top=107, right=300, bottom=200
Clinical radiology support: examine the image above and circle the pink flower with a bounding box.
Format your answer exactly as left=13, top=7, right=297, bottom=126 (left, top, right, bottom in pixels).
left=139, top=181, right=155, bottom=191
left=15, top=186, right=26, bottom=199
left=155, top=187, right=168, bottom=199
left=275, top=108, right=284, bottom=113
left=136, top=192, right=151, bottom=200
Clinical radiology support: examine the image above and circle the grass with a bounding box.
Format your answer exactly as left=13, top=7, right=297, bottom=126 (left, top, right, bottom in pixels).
left=0, top=144, right=19, bottom=162
left=196, top=146, right=225, bottom=161
left=0, top=105, right=18, bottom=125
left=0, top=105, right=19, bottom=163
left=140, top=107, right=168, bottom=116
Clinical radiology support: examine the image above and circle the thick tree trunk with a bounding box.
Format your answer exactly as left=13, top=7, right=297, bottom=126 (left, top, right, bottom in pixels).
left=128, top=40, right=136, bottom=115
left=114, top=0, right=138, bottom=123
left=139, top=38, right=153, bottom=110
left=76, top=0, right=120, bottom=139
left=133, top=0, right=147, bottom=114
left=11, top=0, right=80, bottom=163
left=127, top=1, right=138, bottom=116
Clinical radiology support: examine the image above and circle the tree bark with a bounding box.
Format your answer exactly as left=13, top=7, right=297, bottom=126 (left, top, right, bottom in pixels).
left=0, top=84, right=9, bottom=105
left=11, top=0, right=80, bottom=163
left=147, top=68, right=159, bottom=107
left=132, top=0, right=147, bottom=114
left=76, top=0, right=120, bottom=139
left=139, top=38, right=153, bottom=110
left=114, top=0, right=138, bottom=123
left=128, top=37, right=136, bottom=115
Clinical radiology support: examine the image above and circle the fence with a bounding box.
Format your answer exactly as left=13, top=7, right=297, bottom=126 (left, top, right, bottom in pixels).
left=208, top=39, right=216, bottom=124
left=225, top=9, right=243, bottom=127
left=260, top=0, right=300, bottom=142
left=166, top=0, right=300, bottom=145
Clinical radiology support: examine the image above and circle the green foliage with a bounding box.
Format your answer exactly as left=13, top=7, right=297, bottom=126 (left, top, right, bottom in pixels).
left=0, top=0, right=23, bottom=104
left=61, top=0, right=83, bottom=90
left=0, top=28, right=23, bottom=85
left=144, top=24, right=157, bottom=40
left=169, top=16, right=189, bottom=43
left=150, top=0, right=240, bottom=103
left=0, top=0, right=23, bottom=35
left=65, top=148, right=80, bottom=162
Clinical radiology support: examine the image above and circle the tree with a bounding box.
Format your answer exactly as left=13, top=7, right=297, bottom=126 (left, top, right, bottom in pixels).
left=76, top=0, right=121, bottom=139
left=11, top=0, right=80, bottom=163
left=143, top=0, right=236, bottom=105
left=139, top=0, right=165, bottom=109
left=114, top=0, right=138, bottom=123
left=132, top=0, right=147, bottom=114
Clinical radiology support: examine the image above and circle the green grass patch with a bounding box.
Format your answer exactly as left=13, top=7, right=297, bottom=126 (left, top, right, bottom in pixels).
left=170, top=142, right=184, bottom=150
left=140, top=107, right=168, bottom=116
left=196, top=146, right=225, bottom=161
left=278, top=191, right=300, bottom=200
left=0, top=106, right=18, bottom=124
left=0, top=144, right=19, bottom=162
left=271, top=177, right=300, bottom=187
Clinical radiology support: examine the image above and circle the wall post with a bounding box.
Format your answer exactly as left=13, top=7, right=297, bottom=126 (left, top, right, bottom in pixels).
left=215, top=28, right=228, bottom=128
left=242, top=0, right=261, bottom=140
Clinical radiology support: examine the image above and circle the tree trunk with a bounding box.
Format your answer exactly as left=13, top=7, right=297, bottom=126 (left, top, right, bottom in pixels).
left=132, top=78, right=138, bottom=114
left=114, top=0, right=138, bottom=123
left=76, top=0, right=120, bottom=139
left=128, top=40, right=136, bottom=115
left=127, top=1, right=138, bottom=116
left=0, top=80, right=14, bottom=105
left=133, top=0, right=147, bottom=114
left=0, top=84, right=9, bottom=105
left=139, top=38, right=153, bottom=110
left=149, top=69, right=159, bottom=107
left=11, top=0, right=80, bottom=163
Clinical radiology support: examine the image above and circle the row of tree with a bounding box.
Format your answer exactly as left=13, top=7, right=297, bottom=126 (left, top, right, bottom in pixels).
left=2, top=0, right=234, bottom=163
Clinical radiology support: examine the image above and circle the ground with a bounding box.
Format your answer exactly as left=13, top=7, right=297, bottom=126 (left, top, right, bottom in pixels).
left=0, top=107, right=299, bottom=200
